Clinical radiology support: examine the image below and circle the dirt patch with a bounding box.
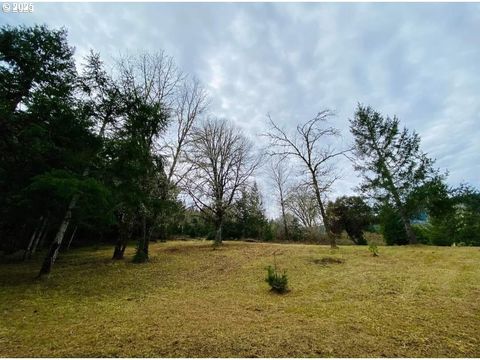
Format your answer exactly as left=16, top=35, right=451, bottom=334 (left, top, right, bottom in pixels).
left=313, top=257, right=345, bottom=265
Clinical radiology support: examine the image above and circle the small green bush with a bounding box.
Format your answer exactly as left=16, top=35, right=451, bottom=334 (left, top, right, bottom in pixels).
left=265, top=265, right=288, bottom=293
left=368, top=243, right=379, bottom=257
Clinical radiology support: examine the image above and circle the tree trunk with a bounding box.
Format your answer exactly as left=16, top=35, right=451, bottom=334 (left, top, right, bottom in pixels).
left=388, top=182, right=417, bottom=245
left=400, top=211, right=417, bottom=245
left=113, top=226, right=128, bottom=260
left=39, top=120, right=109, bottom=273
left=134, top=212, right=149, bottom=262
left=112, top=214, right=130, bottom=260
left=311, top=174, right=337, bottom=248
left=29, top=216, right=48, bottom=257
left=158, top=220, right=167, bottom=242
left=147, top=225, right=155, bottom=243
left=376, top=150, right=418, bottom=245
left=38, top=195, right=78, bottom=278
left=112, top=239, right=127, bottom=260
left=24, top=216, right=43, bottom=260
left=280, top=201, right=289, bottom=241
left=214, top=216, right=223, bottom=246
left=34, top=219, right=49, bottom=254
left=142, top=222, right=149, bottom=258
left=39, top=165, right=91, bottom=276
left=389, top=187, right=417, bottom=245
left=66, top=225, right=78, bottom=250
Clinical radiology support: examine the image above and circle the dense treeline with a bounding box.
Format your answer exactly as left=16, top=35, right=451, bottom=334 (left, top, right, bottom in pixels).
left=1, top=25, right=479, bottom=277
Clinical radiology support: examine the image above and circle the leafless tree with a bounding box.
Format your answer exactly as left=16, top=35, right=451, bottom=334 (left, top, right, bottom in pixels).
left=116, top=51, right=183, bottom=111
left=267, top=159, right=293, bottom=240
left=285, top=184, right=320, bottom=229
left=164, top=77, right=208, bottom=186
left=149, top=76, right=208, bottom=241
left=116, top=52, right=210, bottom=246
left=263, top=110, right=350, bottom=248
left=183, top=118, right=260, bottom=246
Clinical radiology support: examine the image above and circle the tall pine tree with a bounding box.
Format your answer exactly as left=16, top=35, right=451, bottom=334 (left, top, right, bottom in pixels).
left=350, top=105, right=439, bottom=244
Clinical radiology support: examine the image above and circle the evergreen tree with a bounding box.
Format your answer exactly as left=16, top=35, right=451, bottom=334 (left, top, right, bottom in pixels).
left=0, top=25, right=99, bottom=259
left=228, top=183, right=268, bottom=240
left=326, top=196, right=372, bottom=245
left=350, top=105, right=439, bottom=244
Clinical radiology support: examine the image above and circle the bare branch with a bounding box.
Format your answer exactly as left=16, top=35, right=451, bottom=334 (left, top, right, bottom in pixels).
left=181, top=118, right=261, bottom=243
left=263, top=111, right=350, bottom=246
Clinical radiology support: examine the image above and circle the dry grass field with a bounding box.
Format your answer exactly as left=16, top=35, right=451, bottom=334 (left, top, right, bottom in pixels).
left=1, top=240, right=479, bottom=357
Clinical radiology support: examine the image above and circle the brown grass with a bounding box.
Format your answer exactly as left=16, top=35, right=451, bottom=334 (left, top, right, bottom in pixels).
left=0, top=240, right=479, bottom=357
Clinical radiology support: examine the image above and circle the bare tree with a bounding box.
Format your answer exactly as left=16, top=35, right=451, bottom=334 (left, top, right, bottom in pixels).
left=183, top=118, right=260, bottom=246
left=263, top=110, right=349, bottom=248
left=267, top=159, right=292, bottom=240
left=116, top=53, right=208, bottom=182
left=164, top=77, right=208, bottom=186
left=152, top=77, right=208, bottom=241
left=285, top=184, right=320, bottom=229
left=116, top=51, right=183, bottom=111
left=113, top=52, right=210, bottom=251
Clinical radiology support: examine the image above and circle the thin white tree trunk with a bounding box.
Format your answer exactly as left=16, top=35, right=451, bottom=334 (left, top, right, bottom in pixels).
left=32, top=217, right=49, bottom=255
left=24, top=216, right=43, bottom=260
left=39, top=118, right=110, bottom=276
left=38, top=194, right=79, bottom=277
left=66, top=225, right=78, bottom=250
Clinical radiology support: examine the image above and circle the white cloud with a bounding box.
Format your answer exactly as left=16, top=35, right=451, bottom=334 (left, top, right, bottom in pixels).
left=2, top=3, right=479, bottom=217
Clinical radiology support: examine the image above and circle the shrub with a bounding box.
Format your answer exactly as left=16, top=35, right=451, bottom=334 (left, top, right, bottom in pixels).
left=368, top=243, right=379, bottom=257
left=265, top=265, right=288, bottom=293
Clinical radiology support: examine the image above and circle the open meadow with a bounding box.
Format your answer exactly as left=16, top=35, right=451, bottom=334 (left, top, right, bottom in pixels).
left=1, top=241, right=479, bottom=357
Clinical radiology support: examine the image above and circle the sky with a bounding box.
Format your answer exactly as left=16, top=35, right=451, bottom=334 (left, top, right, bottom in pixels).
left=2, top=2, right=479, bottom=217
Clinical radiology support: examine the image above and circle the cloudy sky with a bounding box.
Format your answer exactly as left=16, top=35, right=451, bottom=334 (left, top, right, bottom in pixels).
left=2, top=3, right=479, bottom=217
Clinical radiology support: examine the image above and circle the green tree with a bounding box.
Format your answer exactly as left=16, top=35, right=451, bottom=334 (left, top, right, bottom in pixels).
left=37, top=50, right=120, bottom=276
left=0, top=25, right=101, bottom=266
left=425, top=183, right=480, bottom=246
left=350, top=105, right=439, bottom=244
left=378, top=204, right=408, bottom=245
left=326, top=196, right=372, bottom=245
left=114, top=54, right=172, bottom=262
left=226, top=182, right=269, bottom=240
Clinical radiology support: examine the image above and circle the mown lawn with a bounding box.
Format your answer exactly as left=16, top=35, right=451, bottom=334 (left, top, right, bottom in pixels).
left=0, top=241, right=479, bottom=357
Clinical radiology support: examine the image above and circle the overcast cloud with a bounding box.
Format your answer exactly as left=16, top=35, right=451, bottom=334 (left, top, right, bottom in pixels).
left=2, top=3, right=479, bottom=217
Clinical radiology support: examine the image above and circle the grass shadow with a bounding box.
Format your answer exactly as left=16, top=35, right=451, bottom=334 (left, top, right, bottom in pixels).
left=312, top=257, right=345, bottom=266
